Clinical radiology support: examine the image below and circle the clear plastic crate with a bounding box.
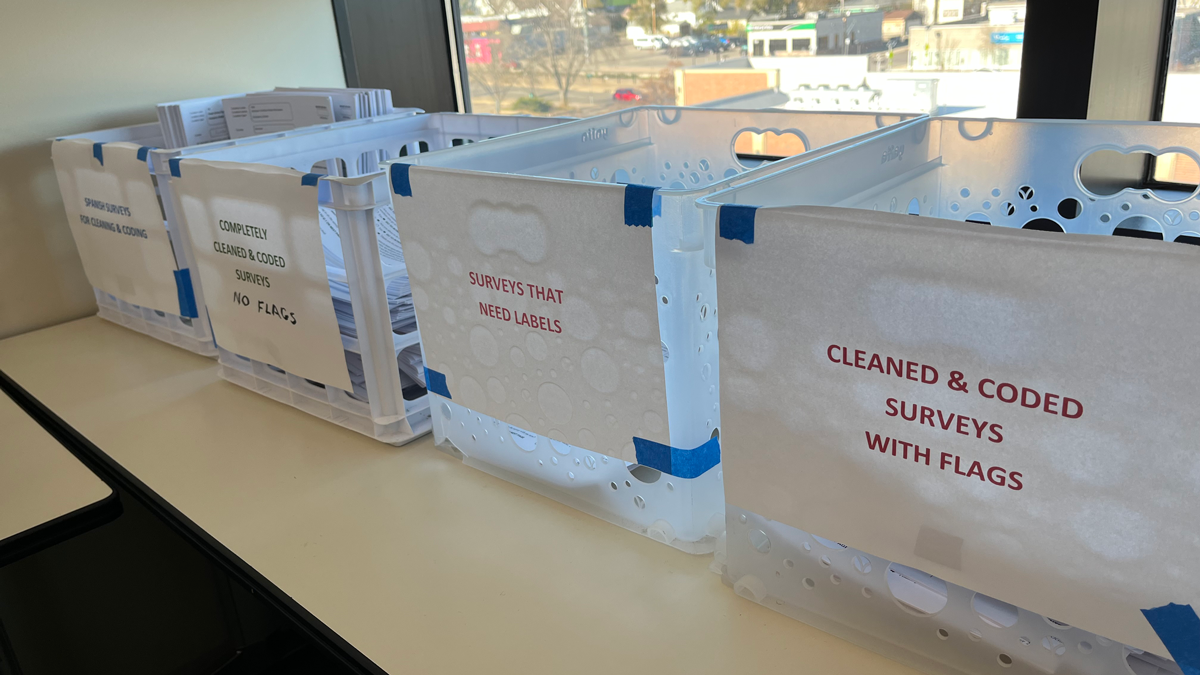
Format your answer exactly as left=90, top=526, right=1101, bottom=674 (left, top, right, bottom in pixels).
left=717, top=508, right=1181, bottom=675
left=387, top=107, right=922, bottom=551
left=698, top=117, right=1200, bottom=670
left=159, top=113, right=571, bottom=445
left=52, top=123, right=218, bottom=356
left=51, top=111, right=424, bottom=358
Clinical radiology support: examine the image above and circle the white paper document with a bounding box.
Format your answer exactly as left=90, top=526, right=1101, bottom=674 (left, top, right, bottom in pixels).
left=50, top=139, right=182, bottom=314
left=156, top=95, right=239, bottom=149
left=173, top=160, right=352, bottom=391
left=221, top=93, right=336, bottom=139
left=716, top=206, right=1200, bottom=655
left=392, top=168, right=670, bottom=461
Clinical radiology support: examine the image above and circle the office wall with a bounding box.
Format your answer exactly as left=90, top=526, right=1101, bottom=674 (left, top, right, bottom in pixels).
left=0, top=1, right=346, bottom=340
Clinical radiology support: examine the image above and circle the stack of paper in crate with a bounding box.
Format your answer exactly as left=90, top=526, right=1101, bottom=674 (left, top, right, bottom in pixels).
left=155, top=94, right=238, bottom=148
left=317, top=204, right=423, bottom=400
left=155, top=87, right=396, bottom=150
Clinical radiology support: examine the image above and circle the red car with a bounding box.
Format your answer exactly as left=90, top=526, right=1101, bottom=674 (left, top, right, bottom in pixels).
left=612, top=88, right=643, bottom=102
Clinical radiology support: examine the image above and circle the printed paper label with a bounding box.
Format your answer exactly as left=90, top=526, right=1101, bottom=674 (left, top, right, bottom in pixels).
left=394, top=169, right=669, bottom=462
left=51, top=140, right=182, bottom=314
left=717, top=207, right=1200, bottom=654
left=174, top=161, right=351, bottom=391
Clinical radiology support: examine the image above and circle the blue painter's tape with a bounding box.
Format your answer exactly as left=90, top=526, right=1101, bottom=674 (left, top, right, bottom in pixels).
left=633, top=434, right=720, bottom=479
left=1143, top=603, right=1200, bottom=675
left=169, top=157, right=183, bottom=178
left=719, top=204, right=757, bottom=244
left=424, top=367, right=450, bottom=399
left=173, top=269, right=199, bottom=319
left=92, top=142, right=105, bottom=166
left=301, top=172, right=322, bottom=187
left=391, top=162, right=413, bottom=197
left=136, top=146, right=156, bottom=162
left=624, top=184, right=657, bottom=227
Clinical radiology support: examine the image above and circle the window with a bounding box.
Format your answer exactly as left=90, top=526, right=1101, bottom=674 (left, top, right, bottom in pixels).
left=450, top=0, right=1031, bottom=116
left=1156, top=2, right=1200, bottom=184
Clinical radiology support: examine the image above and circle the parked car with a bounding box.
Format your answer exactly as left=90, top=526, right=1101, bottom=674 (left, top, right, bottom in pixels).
left=632, top=35, right=668, bottom=50
left=612, top=88, right=643, bottom=102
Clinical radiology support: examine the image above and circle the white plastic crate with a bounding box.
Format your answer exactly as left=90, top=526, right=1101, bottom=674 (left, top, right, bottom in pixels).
left=52, top=123, right=217, bottom=356
left=51, top=111, right=424, bottom=358
left=699, top=117, right=1200, bottom=670
left=387, top=107, right=922, bottom=551
left=160, top=113, right=571, bottom=444
left=718, top=508, right=1181, bottom=675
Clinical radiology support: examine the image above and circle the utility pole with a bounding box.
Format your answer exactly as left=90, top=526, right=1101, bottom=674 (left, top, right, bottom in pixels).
left=580, top=0, right=590, bottom=61
left=840, top=0, right=848, bottom=55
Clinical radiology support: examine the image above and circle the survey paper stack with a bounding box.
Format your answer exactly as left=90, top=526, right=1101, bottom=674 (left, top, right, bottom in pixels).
left=156, top=88, right=396, bottom=150
left=156, top=94, right=238, bottom=148
left=317, top=204, right=424, bottom=400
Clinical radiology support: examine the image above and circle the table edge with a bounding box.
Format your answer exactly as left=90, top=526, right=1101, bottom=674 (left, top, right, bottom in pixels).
left=0, top=368, right=387, bottom=675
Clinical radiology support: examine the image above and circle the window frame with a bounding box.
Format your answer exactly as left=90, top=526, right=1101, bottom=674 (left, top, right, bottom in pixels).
left=333, top=0, right=1185, bottom=129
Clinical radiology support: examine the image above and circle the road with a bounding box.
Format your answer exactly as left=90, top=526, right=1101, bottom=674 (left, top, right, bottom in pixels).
left=464, top=44, right=741, bottom=116
left=464, top=42, right=922, bottom=117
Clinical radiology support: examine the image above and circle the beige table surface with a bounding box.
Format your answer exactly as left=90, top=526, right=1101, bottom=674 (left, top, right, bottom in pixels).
left=0, top=377, right=112, bottom=544
left=0, top=317, right=918, bottom=675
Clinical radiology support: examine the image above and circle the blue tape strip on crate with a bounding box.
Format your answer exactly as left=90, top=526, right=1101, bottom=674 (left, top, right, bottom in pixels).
left=424, top=367, right=451, bottom=399
left=719, top=205, right=757, bottom=244
left=391, top=163, right=413, bottom=197
left=136, top=146, right=156, bottom=162
left=169, top=157, right=183, bottom=178
left=301, top=172, right=321, bottom=187
left=1142, top=603, right=1200, bottom=675
left=624, top=184, right=657, bottom=227
left=92, top=142, right=105, bottom=166
left=173, top=269, right=199, bottom=319
left=633, top=435, right=720, bottom=479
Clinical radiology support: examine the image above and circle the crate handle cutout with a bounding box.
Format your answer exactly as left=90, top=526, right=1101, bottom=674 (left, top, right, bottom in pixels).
left=656, top=108, right=683, bottom=125
left=956, top=119, right=994, bottom=141
left=1142, top=603, right=1200, bottom=675
left=732, top=128, right=810, bottom=168
left=632, top=433, right=719, bottom=479
left=1078, top=147, right=1200, bottom=202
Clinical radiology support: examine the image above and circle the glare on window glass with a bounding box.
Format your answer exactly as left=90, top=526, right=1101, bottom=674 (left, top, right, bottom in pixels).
left=456, top=0, right=1023, bottom=118
left=1158, top=2, right=1200, bottom=185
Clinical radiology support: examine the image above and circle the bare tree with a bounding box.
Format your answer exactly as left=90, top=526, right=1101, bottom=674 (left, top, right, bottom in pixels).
left=476, top=0, right=610, bottom=108
left=470, top=32, right=521, bottom=113
left=516, top=0, right=608, bottom=107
